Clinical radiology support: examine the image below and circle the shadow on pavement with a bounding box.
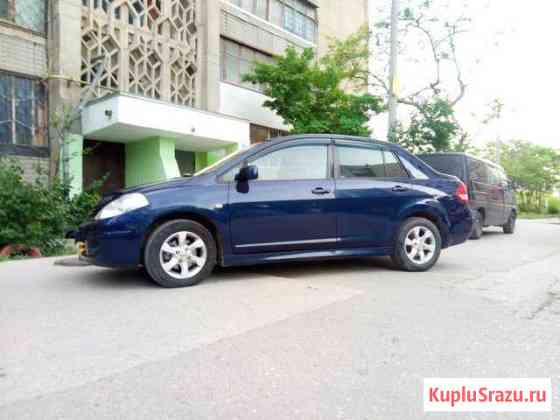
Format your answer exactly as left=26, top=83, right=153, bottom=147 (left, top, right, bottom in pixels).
left=211, top=256, right=396, bottom=281
left=78, top=257, right=396, bottom=289
left=78, top=267, right=157, bottom=290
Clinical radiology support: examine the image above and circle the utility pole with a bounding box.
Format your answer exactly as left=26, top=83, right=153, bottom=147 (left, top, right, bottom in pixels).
left=387, top=0, right=400, bottom=142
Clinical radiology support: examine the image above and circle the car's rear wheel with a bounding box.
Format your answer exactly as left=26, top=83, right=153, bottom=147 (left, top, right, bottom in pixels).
left=503, top=211, right=516, bottom=234
left=144, top=220, right=216, bottom=287
left=391, top=217, right=442, bottom=272
left=470, top=210, right=483, bottom=240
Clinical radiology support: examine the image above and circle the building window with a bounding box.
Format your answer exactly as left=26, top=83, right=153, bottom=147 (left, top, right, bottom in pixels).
left=229, top=0, right=317, bottom=43
left=0, top=0, right=46, bottom=33
left=250, top=123, right=288, bottom=144
left=230, top=0, right=269, bottom=20
left=221, top=38, right=275, bottom=92
left=0, top=73, right=47, bottom=147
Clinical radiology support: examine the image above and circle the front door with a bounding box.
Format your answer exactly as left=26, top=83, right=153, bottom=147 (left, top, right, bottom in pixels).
left=228, top=140, right=337, bottom=254
left=83, top=140, right=125, bottom=194
left=488, top=166, right=507, bottom=224
left=467, top=157, right=495, bottom=225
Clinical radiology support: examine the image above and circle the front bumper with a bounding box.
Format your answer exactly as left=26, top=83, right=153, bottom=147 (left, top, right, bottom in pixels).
left=75, top=209, right=152, bottom=268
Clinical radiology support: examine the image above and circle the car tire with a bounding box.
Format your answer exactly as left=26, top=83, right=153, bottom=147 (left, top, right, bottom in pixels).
left=470, top=210, right=483, bottom=240
left=391, top=217, right=442, bottom=272
left=144, top=219, right=217, bottom=288
left=502, top=212, right=516, bottom=234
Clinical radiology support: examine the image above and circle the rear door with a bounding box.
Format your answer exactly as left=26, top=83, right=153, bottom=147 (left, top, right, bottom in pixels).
left=334, top=141, right=422, bottom=248
left=228, top=139, right=337, bottom=254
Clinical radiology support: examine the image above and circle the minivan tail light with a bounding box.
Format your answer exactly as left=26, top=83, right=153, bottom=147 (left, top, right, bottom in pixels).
left=455, top=182, right=469, bottom=203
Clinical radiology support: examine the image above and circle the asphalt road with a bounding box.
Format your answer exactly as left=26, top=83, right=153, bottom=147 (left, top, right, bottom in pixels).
left=1, top=220, right=560, bottom=419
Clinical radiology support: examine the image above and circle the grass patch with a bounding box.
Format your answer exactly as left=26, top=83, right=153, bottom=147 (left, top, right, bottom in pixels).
left=519, top=213, right=559, bottom=220
left=0, top=255, right=30, bottom=263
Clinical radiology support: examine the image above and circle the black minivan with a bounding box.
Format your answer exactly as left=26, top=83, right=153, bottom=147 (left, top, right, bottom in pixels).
left=418, top=153, right=517, bottom=239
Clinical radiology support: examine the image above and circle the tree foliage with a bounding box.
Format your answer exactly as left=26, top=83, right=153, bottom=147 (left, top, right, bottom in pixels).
left=477, top=140, right=560, bottom=213
left=395, top=98, right=458, bottom=152
left=243, top=40, right=384, bottom=136
left=0, top=158, right=101, bottom=255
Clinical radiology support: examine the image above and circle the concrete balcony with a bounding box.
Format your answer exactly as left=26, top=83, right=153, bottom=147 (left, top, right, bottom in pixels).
left=81, top=93, right=251, bottom=152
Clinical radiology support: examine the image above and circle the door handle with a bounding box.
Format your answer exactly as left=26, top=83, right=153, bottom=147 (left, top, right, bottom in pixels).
left=311, top=187, right=331, bottom=195
left=392, top=185, right=408, bottom=192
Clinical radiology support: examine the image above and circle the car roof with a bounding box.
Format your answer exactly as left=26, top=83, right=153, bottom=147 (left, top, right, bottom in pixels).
left=259, top=134, right=392, bottom=149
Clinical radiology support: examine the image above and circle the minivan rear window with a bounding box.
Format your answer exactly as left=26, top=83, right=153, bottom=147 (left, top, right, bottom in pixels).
left=418, top=154, right=466, bottom=182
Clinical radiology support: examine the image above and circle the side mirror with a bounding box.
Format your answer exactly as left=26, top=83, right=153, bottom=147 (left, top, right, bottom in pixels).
left=235, top=165, right=258, bottom=182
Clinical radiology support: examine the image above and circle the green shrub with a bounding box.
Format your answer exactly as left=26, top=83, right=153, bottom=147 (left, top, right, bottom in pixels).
left=67, top=186, right=101, bottom=230
left=548, top=197, right=560, bottom=215
left=0, top=158, right=101, bottom=256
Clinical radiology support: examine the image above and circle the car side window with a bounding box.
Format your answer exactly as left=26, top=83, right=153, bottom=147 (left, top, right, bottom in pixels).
left=216, top=144, right=326, bottom=181
left=468, top=158, right=488, bottom=184
left=487, top=166, right=501, bottom=185
left=488, top=166, right=507, bottom=186
left=399, top=155, right=430, bottom=179
left=338, top=146, right=385, bottom=178
left=251, top=145, right=328, bottom=180
left=383, top=151, right=409, bottom=178
left=221, top=144, right=328, bottom=182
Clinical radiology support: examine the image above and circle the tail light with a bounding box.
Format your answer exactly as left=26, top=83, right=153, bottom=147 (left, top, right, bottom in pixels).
left=455, top=181, right=469, bottom=203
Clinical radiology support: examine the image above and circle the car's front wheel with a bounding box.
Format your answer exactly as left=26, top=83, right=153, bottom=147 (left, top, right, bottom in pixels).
left=144, top=220, right=217, bottom=287
left=502, top=211, right=516, bottom=234
left=391, top=217, right=442, bottom=272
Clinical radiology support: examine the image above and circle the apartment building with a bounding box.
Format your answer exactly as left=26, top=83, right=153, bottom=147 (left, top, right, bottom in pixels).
left=0, top=0, right=369, bottom=194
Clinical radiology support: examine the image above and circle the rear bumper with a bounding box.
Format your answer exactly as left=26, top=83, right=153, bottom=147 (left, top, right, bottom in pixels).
left=75, top=209, right=152, bottom=268
left=445, top=207, right=474, bottom=247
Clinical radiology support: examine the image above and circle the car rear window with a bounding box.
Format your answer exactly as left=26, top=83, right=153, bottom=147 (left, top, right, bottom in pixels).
left=418, top=154, right=466, bottom=182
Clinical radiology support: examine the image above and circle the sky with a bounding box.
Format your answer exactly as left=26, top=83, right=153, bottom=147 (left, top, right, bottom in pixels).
left=369, top=0, right=560, bottom=149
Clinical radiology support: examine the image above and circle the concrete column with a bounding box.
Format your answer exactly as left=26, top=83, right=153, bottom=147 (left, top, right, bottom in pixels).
left=198, top=0, right=221, bottom=112
left=125, top=138, right=181, bottom=187
left=48, top=0, right=83, bottom=180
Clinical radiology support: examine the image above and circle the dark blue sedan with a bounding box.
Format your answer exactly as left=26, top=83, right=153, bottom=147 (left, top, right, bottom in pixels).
left=75, top=135, right=473, bottom=287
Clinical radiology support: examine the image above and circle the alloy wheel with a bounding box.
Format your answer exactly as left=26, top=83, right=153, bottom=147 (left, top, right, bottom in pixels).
left=404, top=226, right=436, bottom=265
left=159, top=231, right=207, bottom=279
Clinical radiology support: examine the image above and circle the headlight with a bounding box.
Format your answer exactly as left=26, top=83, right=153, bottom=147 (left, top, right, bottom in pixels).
left=95, top=193, right=149, bottom=220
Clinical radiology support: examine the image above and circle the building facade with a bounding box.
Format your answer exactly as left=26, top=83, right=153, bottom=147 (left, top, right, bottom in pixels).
left=0, top=0, right=368, bottom=194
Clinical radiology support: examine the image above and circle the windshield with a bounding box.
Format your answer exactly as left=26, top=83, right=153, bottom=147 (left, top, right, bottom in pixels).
left=193, top=145, right=256, bottom=176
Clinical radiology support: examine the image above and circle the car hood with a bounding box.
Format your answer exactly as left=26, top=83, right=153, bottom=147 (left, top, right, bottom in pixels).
left=94, top=176, right=204, bottom=213
left=116, top=177, right=197, bottom=195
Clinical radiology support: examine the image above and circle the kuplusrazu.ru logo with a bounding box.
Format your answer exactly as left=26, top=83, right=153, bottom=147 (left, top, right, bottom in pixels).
left=423, top=378, right=551, bottom=412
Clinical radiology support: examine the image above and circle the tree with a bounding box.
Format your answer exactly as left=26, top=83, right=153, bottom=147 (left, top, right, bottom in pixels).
left=369, top=0, right=482, bottom=151
left=243, top=40, right=384, bottom=136
left=360, top=0, right=495, bottom=151
left=395, top=98, right=458, bottom=152
left=478, top=140, right=560, bottom=213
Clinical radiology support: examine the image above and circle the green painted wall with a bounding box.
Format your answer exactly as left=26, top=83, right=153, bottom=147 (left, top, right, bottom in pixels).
left=194, top=144, right=239, bottom=172
left=64, top=134, right=83, bottom=197
left=125, top=137, right=180, bottom=187
left=194, top=152, right=208, bottom=172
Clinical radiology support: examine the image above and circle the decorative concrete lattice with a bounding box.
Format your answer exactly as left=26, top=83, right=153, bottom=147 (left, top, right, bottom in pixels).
left=81, top=0, right=198, bottom=106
